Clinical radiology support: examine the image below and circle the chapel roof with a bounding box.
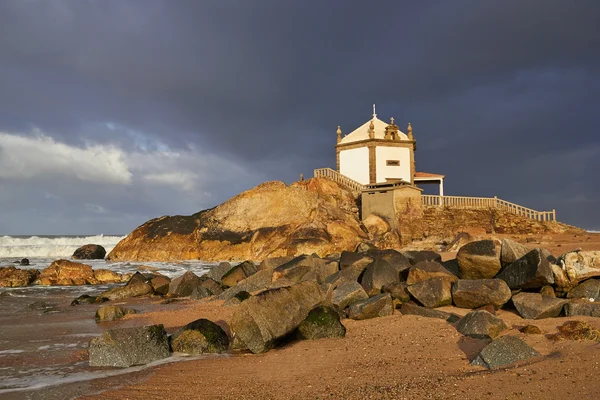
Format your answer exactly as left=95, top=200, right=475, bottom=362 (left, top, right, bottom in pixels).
left=339, top=115, right=409, bottom=144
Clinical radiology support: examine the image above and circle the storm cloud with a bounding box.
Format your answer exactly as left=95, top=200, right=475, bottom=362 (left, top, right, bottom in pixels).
left=0, top=0, right=599, bottom=234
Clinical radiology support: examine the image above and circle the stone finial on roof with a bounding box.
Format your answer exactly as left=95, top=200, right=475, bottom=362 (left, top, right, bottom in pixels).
left=407, top=122, right=414, bottom=141
left=368, top=120, right=375, bottom=139
left=384, top=117, right=399, bottom=140
left=336, top=126, right=342, bottom=143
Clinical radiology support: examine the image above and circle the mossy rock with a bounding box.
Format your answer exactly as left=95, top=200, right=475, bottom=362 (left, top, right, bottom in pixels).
left=295, top=306, right=346, bottom=340
left=170, top=318, right=229, bottom=354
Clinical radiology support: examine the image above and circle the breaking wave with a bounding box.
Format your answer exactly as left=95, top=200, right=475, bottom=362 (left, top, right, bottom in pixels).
left=0, top=235, right=125, bottom=258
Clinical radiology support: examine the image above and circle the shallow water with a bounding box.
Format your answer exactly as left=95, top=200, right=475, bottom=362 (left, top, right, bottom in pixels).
left=0, top=258, right=221, bottom=399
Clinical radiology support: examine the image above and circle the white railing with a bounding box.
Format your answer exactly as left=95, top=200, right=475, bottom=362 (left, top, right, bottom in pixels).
left=313, top=168, right=364, bottom=194
left=422, top=195, right=556, bottom=221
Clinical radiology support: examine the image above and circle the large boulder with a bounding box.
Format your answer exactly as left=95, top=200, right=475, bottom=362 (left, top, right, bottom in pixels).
left=222, top=261, right=257, bottom=287
left=563, top=300, right=600, bottom=317
left=93, top=269, right=126, bottom=284
left=88, top=325, right=170, bottom=367
left=347, top=294, right=394, bottom=320
left=34, top=259, right=97, bottom=285
left=214, top=269, right=275, bottom=301
left=407, top=277, right=452, bottom=308
left=566, top=279, right=600, bottom=301
left=204, top=262, right=235, bottom=283
left=99, top=280, right=154, bottom=301
left=368, top=249, right=412, bottom=273
left=295, top=306, right=346, bottom=340
left=0, top=266, right=40, bottom=287
left=95, top=305, right=137, bottom=322
left=451, top=279, right=511, bottom=309
left=456, top=240, right=501, bottom=279
left=169, top=271, right=202, bottom=297
left=406, top=261, right=457, bottom=285
left=229, top=281, right=326, bottom=353
left=339, top=251, right=374, bottom=270
left=558, top=251, right=600, bottom=287
left=324, top=263, right=367, bottom=287
left=170, top=319, right=229, bottom=354
left=331, top=281, right=369, bottom=310
left=500, top=239, right=529, bottom=266
left=72, top=244, right=106, bottom=260
left=455, top=310, right=508, bottom=339
left=495, top=249, right=554, bottom=290
left=471, top=336, right=540, bottom=369
left=107, top=179, right=368, bottom=262
left=511, top=292, right=566, bottom=319
left=382, top=282, right=411, bottom=303
left=360, top=259, right=399, bottom=296
left=272, top=255, right=337, bottom=284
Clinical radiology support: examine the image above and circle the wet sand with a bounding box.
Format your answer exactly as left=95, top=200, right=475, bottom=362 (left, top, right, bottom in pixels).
left=3, top=233, right=600, bottom=399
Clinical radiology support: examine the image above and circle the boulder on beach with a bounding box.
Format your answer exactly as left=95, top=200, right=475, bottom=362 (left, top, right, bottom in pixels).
left=495, top=248, right=554, bottom=290
left=451, top=279, right=511, bottom=309
left=89, top=324, right=170, bottom=367
left=558, top=251, right=600, bottom=287
left=230, top=281, right=327, bottom=353
left=471, top=335, right=540, bottom=369
left=407, top=277, right=452, bottom=308
left=34, top=259, right=96, bottom=285
left=168, top=271, right=202, bottom=297
left=455, top=310, right=508, bottom=339
left=72, top=244, right=107, bottom=260
left=347, top=293, right=393, bottom=320
left=456, top=240, right=501, bottom=279
left=500, top=238, right=529, bottom=266
left=360, top=259, right=399, bottom=297
left=295, top=306, right=346, bottom=340
left=106, top=178, right=368, bottom=262
left=399, top=302, right=460, bottom=322
left=170, top=319, right=229, bottom=354
left=99, top=273, right=155, bottom=300
left=332, top=281, right=369, bottom=310
left=95, top=305, right=137, bottom=322
left=222, top=261, right=257, bottom=287
left=406, top=261, right=457, bottom=285
left=511, top=292, right=566, bottom=319
left=0, top=266, right=40, bottom=287
left=566, top=279, right=600, bottom=301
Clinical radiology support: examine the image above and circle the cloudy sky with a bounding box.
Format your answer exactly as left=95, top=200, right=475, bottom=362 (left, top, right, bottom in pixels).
left=1, top=1, right=599, bottom=235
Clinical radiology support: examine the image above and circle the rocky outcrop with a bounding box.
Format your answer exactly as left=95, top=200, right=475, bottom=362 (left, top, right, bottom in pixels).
left=72, top=244, right=106, bottom=260
left=0, top=266, right=40, bottom=287
left=89, top=325, right=170, bottom=367
left=170, top=319, right=229, bottom=354
left=107, top=178, right=368, bottom=262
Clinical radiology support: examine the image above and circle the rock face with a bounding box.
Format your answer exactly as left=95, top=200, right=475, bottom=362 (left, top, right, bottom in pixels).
left=72, top=244, right=107, bottom=260
left=558, top=251, right=600, bottom=287
left=347, top=294, right=394, bottom=320
left=407, top=277, right=452, bottom=308
left=455, top=310, right=507, bottom=339
left=296, top=306, right=346, bottom=340
left=495, top=249, right=554, bottom=289
left=0, top=266, right=40, bottom=287
left=170, top=319, right=229, bottom=354
left=456, top=240, right=501, bottom=279
left=107, top=178, right=368, bottom=262
left=451, top=279, right=511, bottom=309
left=89, top=325, right=170, bottom=367
left=471, top=336, right=540, bottom=369
left=95, top=305, right=137, bottom=322
left=512, top=292, right=566, bottom=319
left=230, top=281, right=326, bottom=353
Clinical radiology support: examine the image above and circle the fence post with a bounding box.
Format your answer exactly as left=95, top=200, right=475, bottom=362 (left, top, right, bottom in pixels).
left=552, top=209, right=556, bottom=221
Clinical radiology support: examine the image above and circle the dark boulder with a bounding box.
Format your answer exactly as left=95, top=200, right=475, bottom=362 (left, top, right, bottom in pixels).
left=406, top=261, right=457, bottom=285
left=169, top=271, right=202, bottom=297
left=563, top=300, right=600, bottom=317
left=368, top=249, right=412, bottom=273
left=451, top=279, right=511, bottom=309
left=495, top=249, right=554, bottom=290
left=512, top=292, right=566, bottom=319
left=72, top=244, right=106, bottom=260
left=347, top=293, right=393, bottom=320
left=332, top=281, right=369, bottom=310
left=339, top=251, right=373, bottom=270
left=407, top=277, right=452, bottom=308
left=456, top=240, right=501, bottom=279
left=500, top=238, right=529, bottom=266
left=455, top=310, right=507, bottom=339
left=89, top=324, right=170, bottom=367
left=214, top=269, right=274, bottom=301
left=471, top=335, right=540, bottom=369
left=566, top=279, right=600, bottom=301
left=170, top=318, right=229, bottom=354
left=229, top=281, right=326, bottom=353
left=95, top=305, right=137, bottom=322
left=222, top=261, right=258, bottom=287
left=150, top=275, right=171, bottom=295
left=325, top=263, right=367, bottom=287
left=296, top=306, right=346, bottom=340
left=20, top=258, right=30, bottom=266
left=71, top=294, right=102, bottom=306
left=382, top=281, right=411, bottom=303
left=204, top=262, right=234, bottom=283
left=360, top=259, right=399, bottom=297
left=400, top=250, right=442, bottom=265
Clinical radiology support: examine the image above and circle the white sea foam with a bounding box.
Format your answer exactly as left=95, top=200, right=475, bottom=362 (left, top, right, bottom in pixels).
left=0, top=350, right=25, bottom=355
left=0, top=235, right=126, bottom=258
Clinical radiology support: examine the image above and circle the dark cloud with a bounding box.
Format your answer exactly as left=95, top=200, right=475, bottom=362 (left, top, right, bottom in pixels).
left=0, top=0, right=599, bottom=233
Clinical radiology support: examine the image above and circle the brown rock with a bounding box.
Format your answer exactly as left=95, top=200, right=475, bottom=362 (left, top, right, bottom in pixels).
left=451, top=279, right=511, bottom=309
left=566, top=279, right=600, bottom=301
left=406, top=261, right=457, bottom=285
left=558, top=251, right=600, bottom=286
left=456, top=310, right=508, bottom=339
left=222, top=261, right=257, bottom=287
left=169, top=271, right=202, bottom=297
left=519, top=325, right=542, bottom=334
left=360, top=259, right=399, bottom=297
left=511, top=292, right=566, bottom=319
left=347, top=293, right=394, bottom=320
left=500, top=238, right=529, bottom=266
left=456, top=240, right=501, bottom=279
left=72, top=244, right=106, bottom=260
left=332, top=281, right=369, bottom=310
left=35, top=259, right=95, bottom=286
left=382, top=281, right=411, bottom=303
left=151, top=276, right=171, bottom=295
left=107, top=178, right=368, bottom=262
left=94, top=269, right=123, bottom=284
left=407, top=277, right=452, bottom=308
left=99, top=281, right=154, bottom=301
left=0, top=266, right=40, bottom=287
left=495, top=248, right=554, bottom=290
left=95, top=305, right=137, bottom=322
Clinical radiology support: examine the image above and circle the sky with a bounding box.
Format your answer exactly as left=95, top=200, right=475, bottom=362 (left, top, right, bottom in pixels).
left=0, top=0, right=599, bottom=235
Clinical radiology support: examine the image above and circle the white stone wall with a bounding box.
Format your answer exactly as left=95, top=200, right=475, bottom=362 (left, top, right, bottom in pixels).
left=375, top=146, right=411, bottom=183
left=339, top=147, right=369, bottom=185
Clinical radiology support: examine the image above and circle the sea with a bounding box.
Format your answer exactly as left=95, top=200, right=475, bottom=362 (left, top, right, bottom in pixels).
left=0, top=235, right=221, bottom=399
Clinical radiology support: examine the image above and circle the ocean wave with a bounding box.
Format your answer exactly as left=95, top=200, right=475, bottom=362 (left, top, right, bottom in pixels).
left=0, top=235, right=125, bottom=258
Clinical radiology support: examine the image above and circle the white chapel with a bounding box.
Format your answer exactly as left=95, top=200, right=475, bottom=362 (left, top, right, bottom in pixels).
left=335, top=106, right=445, bottom=195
